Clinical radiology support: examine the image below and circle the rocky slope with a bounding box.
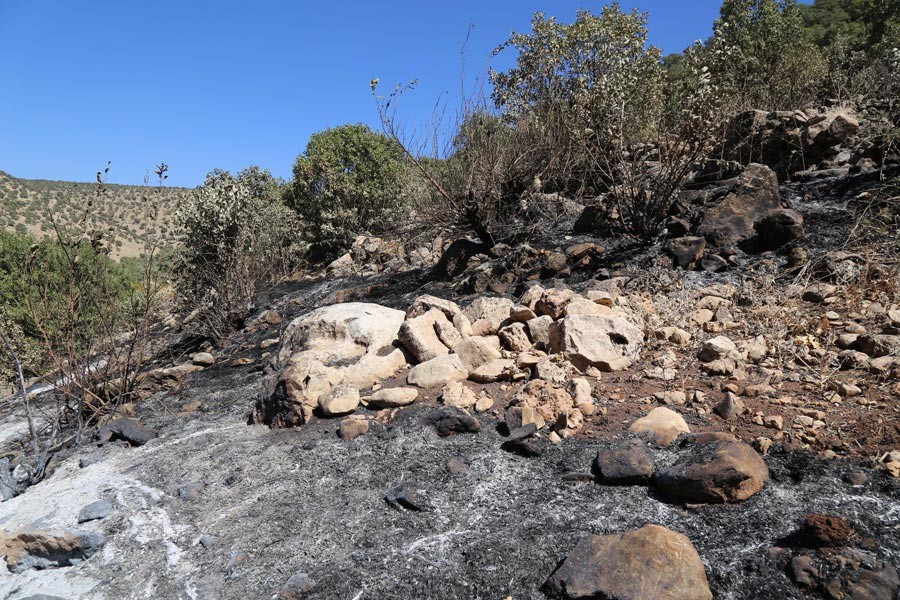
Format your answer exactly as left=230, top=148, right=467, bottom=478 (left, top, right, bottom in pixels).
left=1, top=105, right=899, bottom=600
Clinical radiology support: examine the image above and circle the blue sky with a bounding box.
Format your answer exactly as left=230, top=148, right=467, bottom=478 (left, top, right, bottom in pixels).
left=0, top=1, right=725, bottom=187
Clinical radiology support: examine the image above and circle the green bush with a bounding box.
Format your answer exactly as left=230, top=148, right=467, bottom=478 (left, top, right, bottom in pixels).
left=176, top=166, right=303, bottom=339
left=287, top=124, right=407, bottom=258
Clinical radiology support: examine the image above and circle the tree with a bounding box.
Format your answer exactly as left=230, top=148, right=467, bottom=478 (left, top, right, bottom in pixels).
left=287, top=124, right=407, bottom=258
left=707, top=0, right=827, bottom=111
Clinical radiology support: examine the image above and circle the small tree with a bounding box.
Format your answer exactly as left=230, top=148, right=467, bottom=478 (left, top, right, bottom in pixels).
left=287, top=124, right=407, bottom=258
left=177, top=166, right=302, bottom=340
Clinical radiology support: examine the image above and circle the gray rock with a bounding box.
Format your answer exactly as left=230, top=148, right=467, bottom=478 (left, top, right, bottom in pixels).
left=594, top=438, right=655, bottom=485
left=99, top=418, right=157, bottom=446
left=77, top=499, right=113, bottom=523
left=279, top=570, right=317, bottom=598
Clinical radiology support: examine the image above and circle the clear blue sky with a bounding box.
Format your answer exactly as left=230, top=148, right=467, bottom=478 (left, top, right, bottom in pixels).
left=1, top=1, right=725, bottom=188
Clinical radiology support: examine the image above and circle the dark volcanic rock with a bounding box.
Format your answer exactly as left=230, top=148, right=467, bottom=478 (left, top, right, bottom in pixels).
left=654, top=439, right=769, bottom=503
left=753, top=208, right=805, bottom=251
left=695, top=163, right=782, bottom=249
left=426, top=408, right=481, bottom=437
left=543, top=524, right=713, bottom=600
left=98, top=418, right=157, bottom=446
left=594, top=438, right=655, bottom=485
left=664, top=236, right=706, bottom=269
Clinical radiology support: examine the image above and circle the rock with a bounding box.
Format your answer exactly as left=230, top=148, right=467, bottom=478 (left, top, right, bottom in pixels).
left=714, top=392, right=744, bottom=420
left=549, top=314, right=643, bottom=371
left=654, top=439, right=769, bottom=503
left=498, top=322, right=532, bottom=352
left=369, top=387, right=418, bottom=408
left=463, top=297, right=515, bottom=329
left=699, top=336, right=738, bottom=362
left=802, top=283, right=837, bottom=304
left=440, top=381, right=477, bottom=409
left=427, top=408, right=481, bottom=436
left=407, top=355, right=468, bottom=388
left=501, top=436, right=546, bottom=457
left=406, top=294, right=463, bottom=322
left=695, top=164, right=781, bottom=249
left=433, top=318, right=463, bottom=348
left=451, top=336, right=502, bottom=371
left=793, top=514, right=857, bottom=548
left=318, top=384, right=360, bottom=417
left=446, top=456, right=469, bottom=475
left=664, top=237, right=707, bottom=269
left=753, top=209, right=804, bottom=251
left=505, top=406, right=545, bottom=431
left=258, top=359, right=340, bottom=427
left=398, top=309, right=453, bottom=363
left=536, top=288, right=577, bottom=319
left=542, top=524, right=712, bottom=600
left=174, top=482, right=204, bottom=502
left=469, top=359, right=517, bottom=383
left=526, top=315, right=554, bottom=348
left=275, top=302, right=405, bottom=368
left=279, top=570, right=316, bottom=599
left=474, top=395, right=494, bottom=412
left=338, top=416, right=369, bottom=440
left=191, top=351, right=215, bottom=367
left=76, top=499, right=113, bottom=523
left=857, top=334, right=900, bottom=358
left=2, top=530, right=106, bottom=573
left=656, top=326, right=691, bottom=346
left=594, top=438, right=655, bottom=485
left=510, top=304, right=537, bottom=322
left=629, top=407, right=690, bottom=446
left=326, top=252, right=353, bottom=273
left=564, top=297, right=613, bottom=318
left=788, top=555, right=818, bottom=588
left=98, top=418, right=157, bottom=446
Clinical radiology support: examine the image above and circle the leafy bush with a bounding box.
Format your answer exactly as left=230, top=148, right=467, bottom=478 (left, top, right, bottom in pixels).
left=176, top=166, right=303, bottom=339
left=286, top=124, right=407, bottom=258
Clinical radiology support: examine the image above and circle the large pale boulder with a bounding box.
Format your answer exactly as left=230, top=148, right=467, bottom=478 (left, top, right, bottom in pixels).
left=398, top=308, right=453, bottom=363
left=276, top=303, right=405, bottom=367
left=549, top=314, right=643, bottom=371
left=463, top=297, right=515, bottom=328
left=543, top=524, right=712, bottom=600
left=318, top=384, right=360, bottom=417
left=256, top=359, right=344, bottom=427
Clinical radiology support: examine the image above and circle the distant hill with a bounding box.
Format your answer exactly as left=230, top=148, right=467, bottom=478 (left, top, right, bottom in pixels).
left=0, top=170, right=187, bottom=260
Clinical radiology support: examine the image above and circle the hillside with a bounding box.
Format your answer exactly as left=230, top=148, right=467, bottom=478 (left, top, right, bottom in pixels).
left=0, top=170, right=186, bottom=259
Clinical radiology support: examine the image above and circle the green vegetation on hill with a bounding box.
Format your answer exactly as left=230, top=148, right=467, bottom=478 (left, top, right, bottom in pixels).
left=0, top=169, right=186, bottom=260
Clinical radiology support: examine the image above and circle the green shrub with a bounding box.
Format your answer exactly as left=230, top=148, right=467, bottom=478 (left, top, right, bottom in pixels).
left=287, top=124, right=407, bottom=258
left=176, top=166, right=303, bottom=339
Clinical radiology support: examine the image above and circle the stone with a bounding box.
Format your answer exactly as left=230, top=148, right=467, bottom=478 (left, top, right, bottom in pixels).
left=802, top=283, right=838, bottom=304
left=191, top=351, right=215, bottom=367
left=699, top=336, right=738, bottom=362
left=656, top=326, right=691, bottom=346
left=714, top=392, right=744, bottom=420
left=463, top=297, right=515, bottom=329
left=498, top=322, right=531, bottom=352
left=474, top=395, right=494, bottom=412
left=857, top=334, right=900, bottom=358
left=754, top=209, right=805, bottom=251
left=398, top=308, right=453, bottom=363
left=629, top=407, right=690, bottom=446
left=440, top=381, right=477, bottom=409
left=665, top=237, right=706, bottom=269
left=318, top=384, right=360, bottom=417
left=407, top=355, right=468, bottom=388
left=695, top=163, right=781, bottom=249
left=98, top=418, right=157, bottom=446
left=549, top=314, right=643, bottom=372
left=469, top=359, right=517, bottom=383
left=505, top=406, right=545, bottom=431
left=535, top=288, right=577, bottom=320
left=451, top=336, right=502, bottom=372
left=526, top=315, right=554, bottom=348
left=510, top=304, right=537, bottom=322
left=2, top=530, right=106, bottom=573
left=338, top=416, right=369, bottom=440
left=542, top=524, right=712, bottom=600
left=446, top=456, right=469, bottom=475
left=406, top=294, right=463, bottom=322
left=385, top=482, right=426, bottom=511
left=260, top=338, right=279, bottom=349
left=434, top=318, right=463, bottom=348
left=427, top=408, right=481, bottom=436
left=279, top=571, right=316, bottom=599
left=501, top=435, right=545, bottom=457
left=594, top=438, right=655, bottom=485
left=275, top=303, right=405, bottom=368
left=564, top=298, right=613, bottom=318
left=369, top=387, right=418, bottom=408
left=654, top=439, right=769, bottom=503
left=76, top=499, right=113, bottom=523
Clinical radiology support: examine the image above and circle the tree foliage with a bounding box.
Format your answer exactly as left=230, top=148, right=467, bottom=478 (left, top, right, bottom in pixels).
left=287, top=124, right=407, bottom=258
